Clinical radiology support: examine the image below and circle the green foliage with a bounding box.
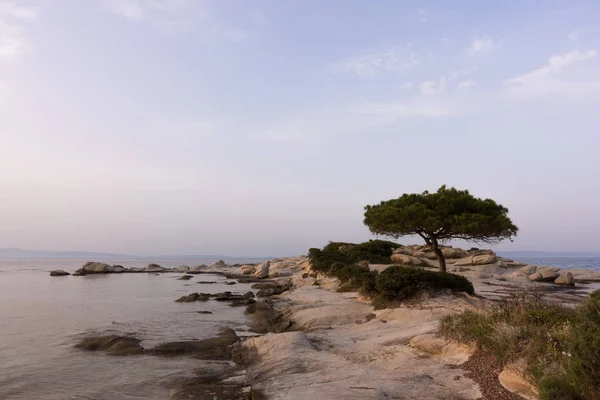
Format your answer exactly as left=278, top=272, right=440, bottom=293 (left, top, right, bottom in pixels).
left=308, top=241, right=471, bottom=305
left=364, top=186, right=518, bottom=243
left=363, top=186, right=518, bottom=271
left=440, top=290, right=600, bottom=400
left=375, top=266, right=474, bottom=303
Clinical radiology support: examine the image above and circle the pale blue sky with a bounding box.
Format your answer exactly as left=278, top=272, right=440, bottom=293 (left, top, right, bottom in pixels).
left=1, top=1, right=599, bottom=256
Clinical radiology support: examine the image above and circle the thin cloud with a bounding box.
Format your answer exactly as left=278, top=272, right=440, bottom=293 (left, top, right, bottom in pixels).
left=419, top=77, right=447, bottom=94
left=467, top=36, right=499, bottom=56
left=357, top=97, right=457, bottom=122
left=0, top=1, right=38, bottom=62
left=567, top=30, right=581, bottom=41
left=104, top=0, right=252, bottom=40
left=457, top=79, right=476, bottom=90
left=328, top=47, right=419, bottom=77
left=504, top=49, right=600, bottom=99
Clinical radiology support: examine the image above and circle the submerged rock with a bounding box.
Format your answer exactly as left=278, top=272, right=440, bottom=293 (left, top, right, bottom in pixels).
left=177, top=275, right=193, bottom=280
left=50, top=269, right=70, bottom=276
left=75, top=335, right=143, bottom=355
left=148, top=328, right=239, bottom=359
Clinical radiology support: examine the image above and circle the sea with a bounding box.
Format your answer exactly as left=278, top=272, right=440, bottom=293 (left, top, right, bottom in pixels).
left=506, top=256, right=600, bottom=272
left=0, top=258, right=266, bottom=400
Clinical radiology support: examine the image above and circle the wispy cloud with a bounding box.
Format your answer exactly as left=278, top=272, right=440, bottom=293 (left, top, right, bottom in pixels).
left=0, top=1, right=38, bottom=62
left=457, top=79, right=475, bottom=90
left=467, top=35, right=499, bottom=56
left=328, top=46, right=419, bottom=77
left=419, top=77, right=447, bottom=94
left=104, top=0, right=253, bottom=41
left=357, top=96, right=458, bottom=122
left=504, top=49, right=600, bottom=99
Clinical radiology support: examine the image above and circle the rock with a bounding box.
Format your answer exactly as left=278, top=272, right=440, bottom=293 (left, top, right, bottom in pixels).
left=188, top=264, right=208, bottom=274
left=175, top=292, right=209, bottom=302
left=244, top=301, right=292, bottom=334
left=537, top=266, right=560, bottom=273
left=211, top=260, right=226, bottom=268
left=240, top=265, right=256, bottom=275
left=145, top=263, right=166, bottom=272
left=519, top=265, right=538, bottom=275
left=538, top=269, right=561, bottom=282
left=506, top=261, right=528, bottom=268
left=82, top=262, right=112, bottom=274
left=568, top=269, right=600, bottom=282
left=176, top=265, right=190, bottom=272
left=196, top=311, right=213, bottom=314
left=390, top=254, right=427, bottom=267
left=178, top=275, right=193, bottom=280
left=73, top=268, right=86, bottom=276
left=75, top=335, right=143, bottom=356
left=453, top=256, right=473, bottom=266
left=554, top=272, right=574, bottom=286
left=442, top=248, right=467, bottom=259
left=413, top=251, right=427, bottom=258
left=254, top=261, right=270, bottom=279
left=424, top=251, right=437, bottom=260
left=148, top=328, right=239, bottom=359
left=409, top=334, right=473, bottom=364
left=528, top=272, right=543, bottom=282
left=499, top=367, right=539, bottom=400
left=50, top=269, right=70, bottom=276
left=112, top=265, right=125, bottom=273
left=472, top=254, right=497, bottom=265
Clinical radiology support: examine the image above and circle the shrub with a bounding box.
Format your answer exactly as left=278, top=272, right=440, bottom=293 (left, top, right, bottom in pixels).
left=440, top=289, right=600, bottom=400
left=375, top=266, right=474, bottom=302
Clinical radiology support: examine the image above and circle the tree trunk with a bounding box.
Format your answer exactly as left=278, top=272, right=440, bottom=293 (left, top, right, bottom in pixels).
left=431, top=240, right=446, bottom=272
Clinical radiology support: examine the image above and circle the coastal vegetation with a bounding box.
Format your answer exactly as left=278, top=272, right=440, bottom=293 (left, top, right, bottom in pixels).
left=363, top=186, right=518, bottom=272
left=308, top=240, right=474, bottom=308
left=440, top=289, right=600, bottom=400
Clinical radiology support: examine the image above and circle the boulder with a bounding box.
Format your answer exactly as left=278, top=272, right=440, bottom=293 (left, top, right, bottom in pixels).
left=211, top=260, right=227, bottom=268
left=188, top=264, right=208, bottom=274
left=424, top=251, right=438, bottom=260
left=254, top=261, right=270, bottom=279
left=148, top=328, right=239, bottom=359
left=175, top=292, right=209, bottom=302
left=453, top=257, right=473, bottom=266
left=499, top=367, right=539, bottom=400
left=568, top=269, right=600, bottom=282
left=178, top=275, right=193, bottom=281
left=240, top=265, right=256, bottom=275
left=112, top=265, right=125, bottom=273
left=146, top=263, right=166, bottom=272
left=390, top=254, right=427, bottom=267
left=538, top=269, right=561, bottom=282
left=82, top=262, right=112, bottom=274
left=554, top=272, right=574, bottom=286
left=536, top=266, right=560, bottom=274
left=528, top=273, right=543, bottom=282
left=519, top=265, right=538, bottom=275
left=506, top=261, right=528, bottom=268
left=176, top=265, right=190, bottom=272
left=472, top=254, right=497, bottom=265
left=441, top=248, right=467, bottom=259
left=412, top=251, right=427, bottom=258
left=75, top=335, right=143, bottom=356
left=50, top=269, right=70, bottom=276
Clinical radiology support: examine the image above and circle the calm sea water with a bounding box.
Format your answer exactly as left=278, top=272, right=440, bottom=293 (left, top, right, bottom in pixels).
left=508, top=257, right=600, bottom=272
left=0, top=258, right=265, bottom=400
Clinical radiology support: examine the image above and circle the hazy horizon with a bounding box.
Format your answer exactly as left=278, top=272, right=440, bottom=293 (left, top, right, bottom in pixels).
left=2, top=1, right=600, bottom=257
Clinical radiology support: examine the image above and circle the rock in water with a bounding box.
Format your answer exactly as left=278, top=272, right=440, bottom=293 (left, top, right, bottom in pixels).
left=211, top=260, right=227, bottom=268
left=50, top=269, right=70, bottom=276
left=81, top=262, right=112, bottom=274
left=189, top=264, right=208, bottom=274
left=75, top=335, right=143, bottom=355
left=145, top=263, right=166, bottom=272
left=148, top=328, right=239, bottom=359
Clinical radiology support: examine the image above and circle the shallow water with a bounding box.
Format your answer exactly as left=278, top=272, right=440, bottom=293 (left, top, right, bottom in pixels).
left=0, top=258, right=261, bottom=400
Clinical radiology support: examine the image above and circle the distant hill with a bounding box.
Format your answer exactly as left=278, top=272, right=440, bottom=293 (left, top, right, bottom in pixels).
left=0, top=248, right=243, bottom=260
left=499, top=251, right=600, bottom=258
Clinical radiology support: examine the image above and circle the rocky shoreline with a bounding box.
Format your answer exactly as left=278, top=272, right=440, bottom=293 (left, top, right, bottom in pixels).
left=65, top=248, right=600, bottom=399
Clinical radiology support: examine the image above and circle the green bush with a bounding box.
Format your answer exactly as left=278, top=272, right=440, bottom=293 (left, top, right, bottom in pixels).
left=440, top=289, right=600, bottom=400
left=375, top=266, right=474, bottom=302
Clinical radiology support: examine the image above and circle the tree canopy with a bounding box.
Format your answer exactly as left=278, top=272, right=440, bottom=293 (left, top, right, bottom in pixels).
left=363, top=186, right=518, bottom=272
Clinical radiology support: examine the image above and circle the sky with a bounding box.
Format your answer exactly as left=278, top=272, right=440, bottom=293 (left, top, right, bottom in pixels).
left=1, top=0, right=600, bottom=257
